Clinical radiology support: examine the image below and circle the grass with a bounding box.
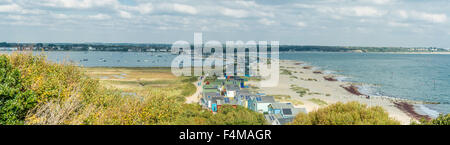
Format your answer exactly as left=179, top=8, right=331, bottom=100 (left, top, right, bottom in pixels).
left=83, top=67, right=197, bottom=98
left=280, top=69, right=293, bottom=75
left=308, top=98, right=327, bottom=106
left=308, top=92, right=321, bottom=95
left=271, top=95, right=303, bottom=105
left=290, top=84, right=309, bottom=97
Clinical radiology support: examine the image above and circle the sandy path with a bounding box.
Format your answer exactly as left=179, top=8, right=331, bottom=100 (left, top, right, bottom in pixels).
left=185, top=77, right=204, bottom=104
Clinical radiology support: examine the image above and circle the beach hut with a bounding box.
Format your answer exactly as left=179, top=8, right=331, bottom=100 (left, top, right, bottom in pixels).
left=268, top=103, right=306, bottom=118
left=248, top=96, right=275, bottom=113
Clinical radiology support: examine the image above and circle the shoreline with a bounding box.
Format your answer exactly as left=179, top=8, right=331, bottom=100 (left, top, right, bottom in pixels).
left=249, top=59, right=432, bottom=124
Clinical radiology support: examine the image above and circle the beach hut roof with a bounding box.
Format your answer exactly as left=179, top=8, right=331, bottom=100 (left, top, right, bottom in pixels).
left=255, top=96, right=275, bottom=103
left=270, top=102, right=294, bottom=109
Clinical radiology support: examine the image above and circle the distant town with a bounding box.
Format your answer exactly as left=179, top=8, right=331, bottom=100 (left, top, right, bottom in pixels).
left=0, top=42, right=448, bottom=52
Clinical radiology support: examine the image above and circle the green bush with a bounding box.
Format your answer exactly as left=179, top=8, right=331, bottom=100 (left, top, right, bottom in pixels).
left=1, top=53, right=266, bottom=125
left=0, top=55, right=37, bottom=124
left=208, top=105, right=266, bottom=125
left=416, top=114, right=450, bottom=125
left=289, top=101, right=400, bottom=125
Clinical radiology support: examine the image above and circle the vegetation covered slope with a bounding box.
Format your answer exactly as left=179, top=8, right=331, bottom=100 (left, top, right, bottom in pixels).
left=0, top=53, right=265, bottom=125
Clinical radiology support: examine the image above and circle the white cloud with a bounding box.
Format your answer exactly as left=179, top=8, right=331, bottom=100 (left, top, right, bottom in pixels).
left=0, top=4, right=21, bottom=12
left=258, top=18, right=276, bottom=25
left=118, top=10, right=132, bottom=19
left=340, top=6, right=386, bottom=17
left=136, top=3, right=153, bottom=14
left=52, top=13, right=69, bottom=19
left=395, top=10, right=447, bottom=23
left=0, top=3, right=43, bottom=14
left=89, top=13, right=111, bottom=20
left=1, top=0, right=450, bottom=47
left=395, top=10, right=408, bottom=19
left=39, top=0, right=119, bottom=9
left=172, top=3, right=197, bottom=15
left=296, top=22, right=307, bottom=27
left=359, top=0, right=394, bottom=5
left=221, top=8, right=249, bottom=18
left=388, top=21, right=410, bottom=27
left=315, top=6, right=386, bottom=17
left=6, top=15, right=26, bottom=20
left=412, top=11, right=447, bottom=23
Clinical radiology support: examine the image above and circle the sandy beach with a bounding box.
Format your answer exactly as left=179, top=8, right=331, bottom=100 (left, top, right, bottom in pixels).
left=249, top=60, right=423, bottom=125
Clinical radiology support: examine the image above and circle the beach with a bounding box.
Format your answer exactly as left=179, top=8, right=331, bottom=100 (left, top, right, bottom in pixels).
left=249, top=59, right=424, bottom=125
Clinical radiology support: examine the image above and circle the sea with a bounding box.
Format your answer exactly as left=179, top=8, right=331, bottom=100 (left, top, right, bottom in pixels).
left=1, top=51, right=449, bottom=117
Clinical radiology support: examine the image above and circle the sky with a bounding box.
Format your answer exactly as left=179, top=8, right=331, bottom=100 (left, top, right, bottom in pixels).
left=0, top=0, right=449, bottom=48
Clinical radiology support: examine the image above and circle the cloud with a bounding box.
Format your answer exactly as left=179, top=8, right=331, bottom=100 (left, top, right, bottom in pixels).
left=349, top=6, right=385, bottom=17
left=314, top=5, right=386, bottom=18
left=412, top=11, right=447, bottom=23
left=118, top=10, right=132, bottom=18
left=359, top=0, right=395, bottom=5
left=38, top=0, right=119, bottom=9
left=296, top=22, right=307, bottom=27
left=0, top=0, right=450, bottom=47
left=258, top=18, right=276, bottom=25
left=0, top=3, right=21, bottom=12
left=395, top=10, right=447, bottom=23
left=172, top=3, right=197, bottom=15
left=221, top=8, right=249, bottom=18
left=0, top=3, right=43, bottom=14
left=388, top=21, right=410, bottom=27
left=88, top=13, right=111, bottom=20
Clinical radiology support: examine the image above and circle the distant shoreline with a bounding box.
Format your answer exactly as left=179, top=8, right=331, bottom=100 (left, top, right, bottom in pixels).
left=2, top=50, right=450, bottom=54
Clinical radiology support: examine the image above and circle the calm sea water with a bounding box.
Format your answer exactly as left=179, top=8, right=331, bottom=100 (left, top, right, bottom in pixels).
left=281, top=52, right=450, bottom=117
left=1, top=51, right=449, bottom=116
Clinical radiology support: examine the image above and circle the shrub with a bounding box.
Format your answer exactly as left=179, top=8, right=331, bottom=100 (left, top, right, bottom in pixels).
left=416, top=114, right=450, bottom=125
left=2, top=53, right=267, bottom=125
left=0, top=55, right=37, bottom=124
left=289, top=101, right=400, bottom=125
left=208, top=105, right=266, bottom=125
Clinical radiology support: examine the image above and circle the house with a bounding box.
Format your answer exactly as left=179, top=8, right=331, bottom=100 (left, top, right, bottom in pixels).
left=201, top=95, right=223, bottom=112
left=225, top=84, right=240, bottom=98
left=268, top=103, right=306, bottom=118
left=248, top=96, right=276, bottom=113
left=203, top=84, right=218, bottom=90
left=216, top=97, right=239, bottom=111
left=264, top=114, right=295, bottom=125
left=235, top=89, right=253, bottom=108
left=265, top=102, right=306, bottom=125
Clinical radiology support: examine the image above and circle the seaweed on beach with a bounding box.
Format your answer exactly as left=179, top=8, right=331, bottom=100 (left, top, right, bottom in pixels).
left=341, top=85, right=364, bottom=96
left=324, top=76, right=337, bottom=81
left=313, top=70, right=323, bottom=74
left=393, top=102, right=431, bottom=121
